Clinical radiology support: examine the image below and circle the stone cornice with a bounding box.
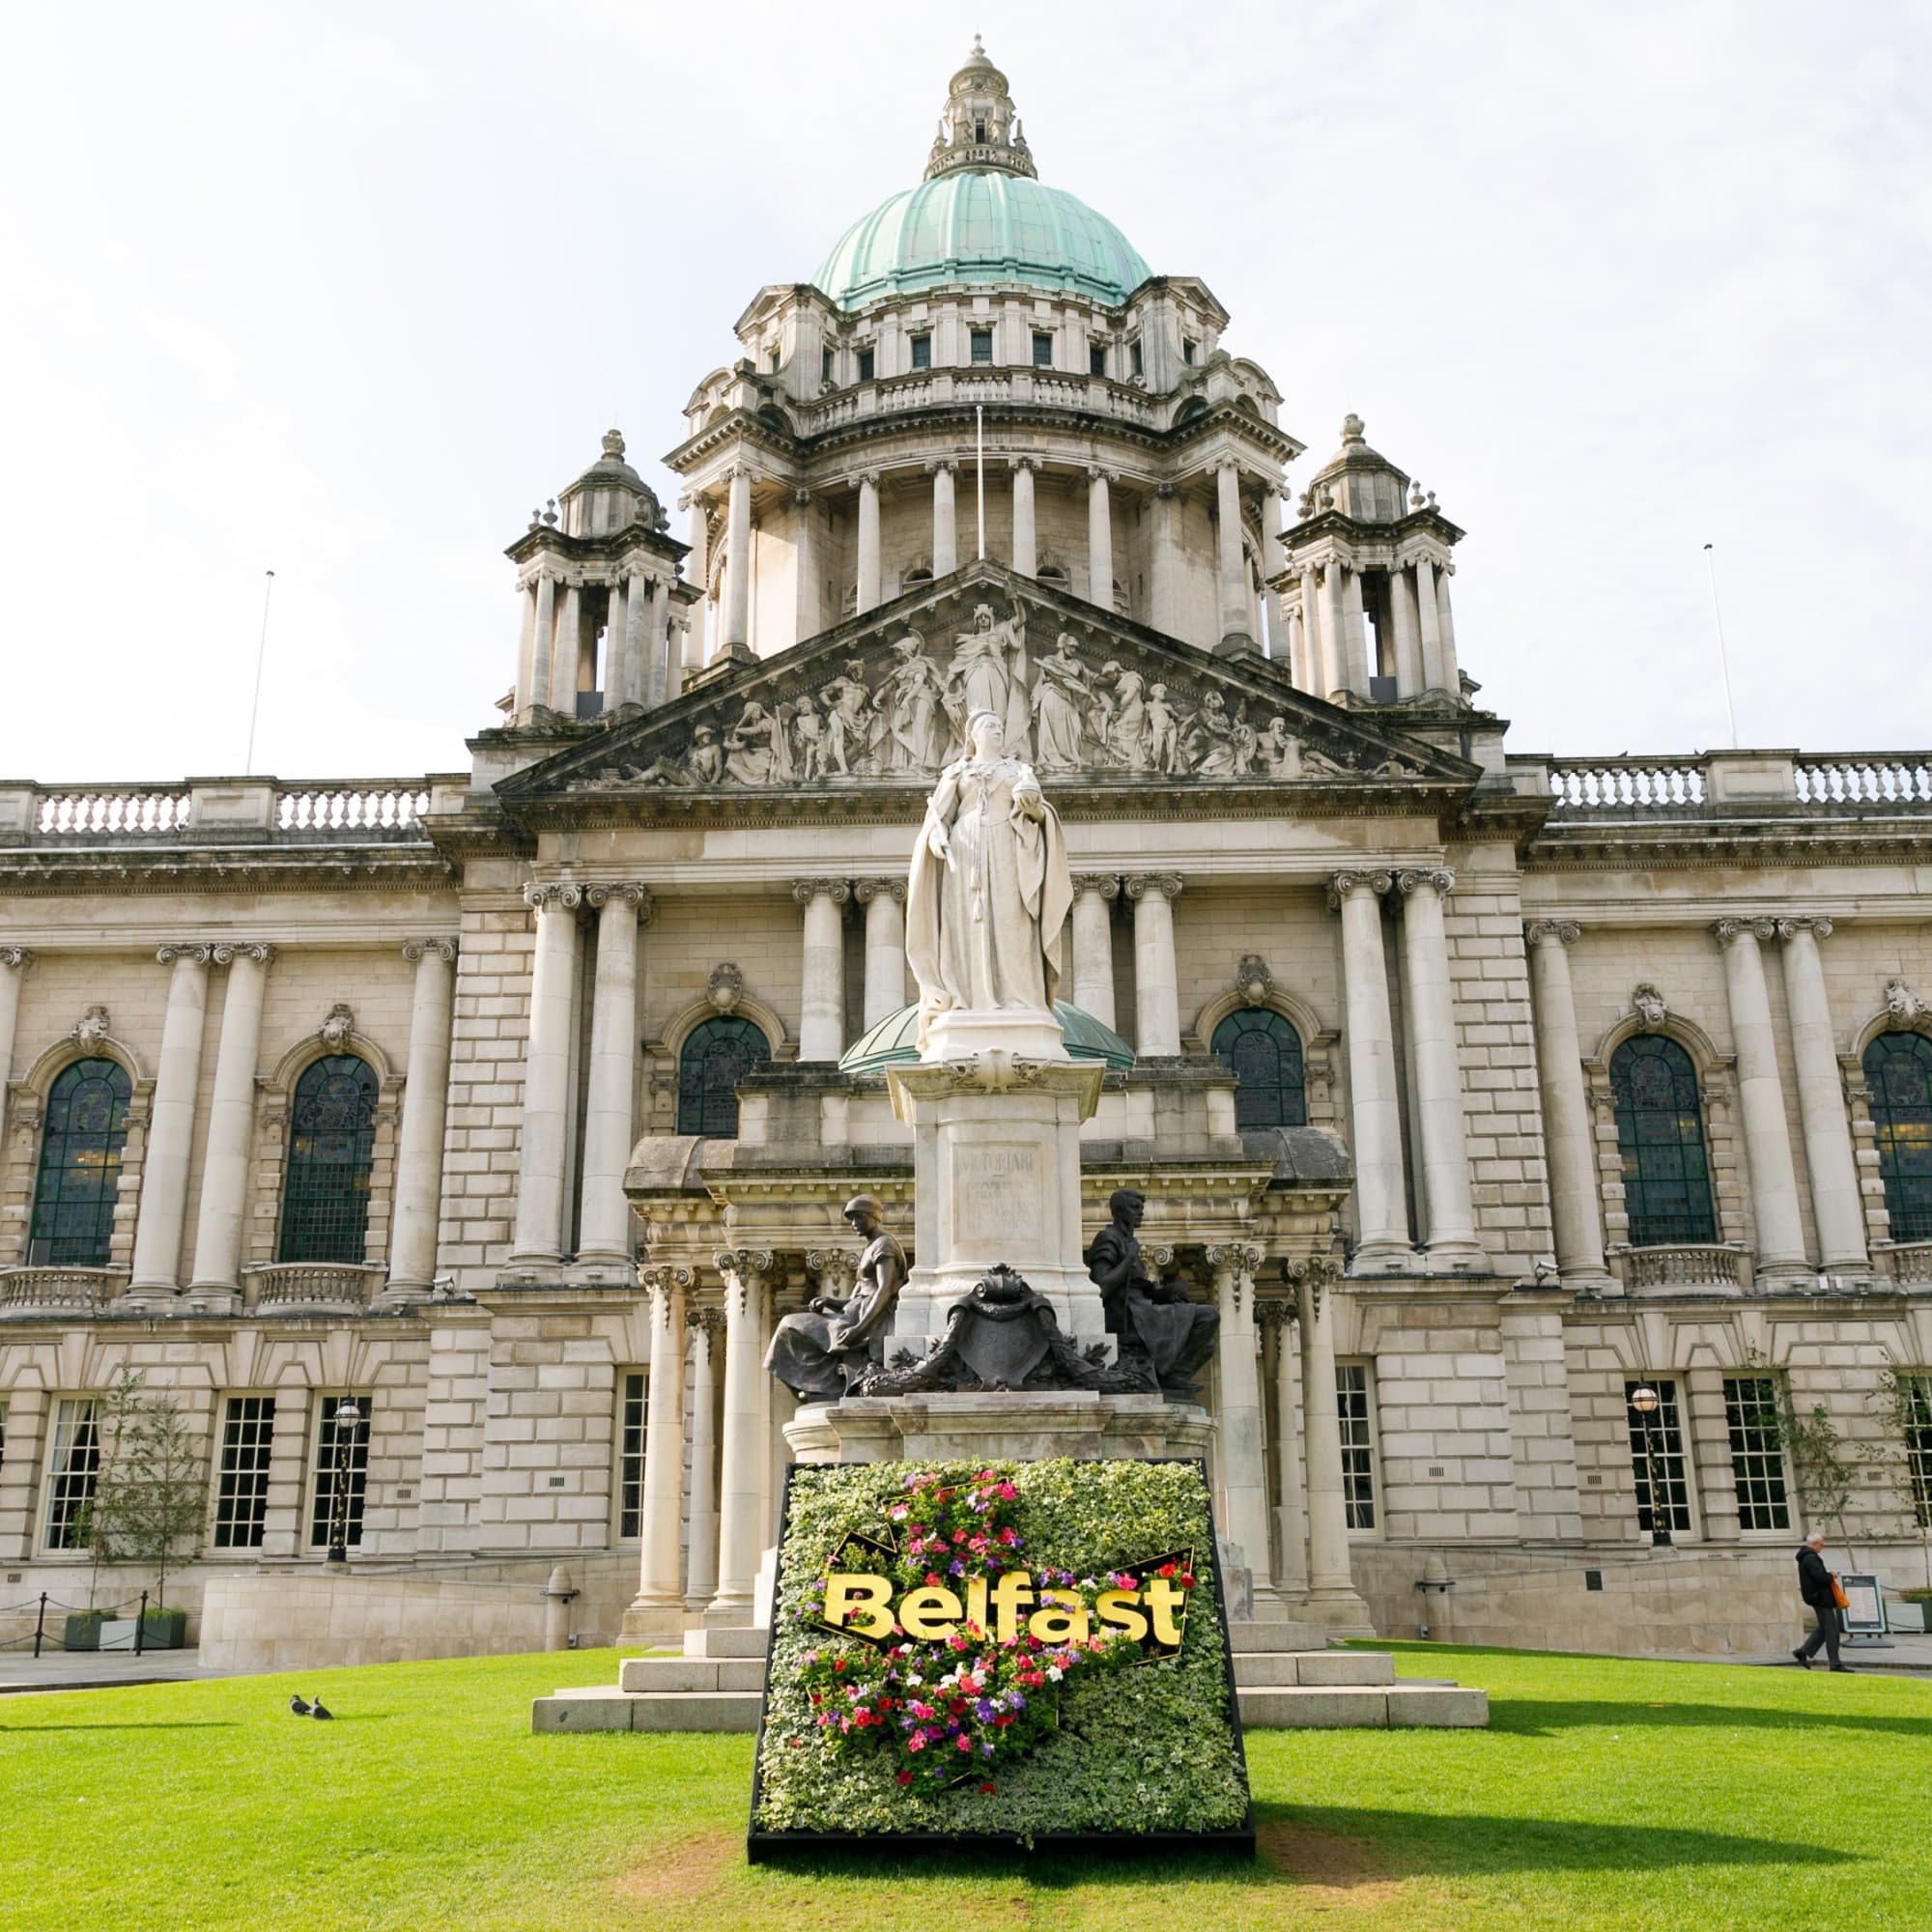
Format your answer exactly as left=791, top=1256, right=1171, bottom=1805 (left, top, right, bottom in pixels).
left=0, top=844, right=455, bottom=896
left=1525, top=819, right=1932, bottom=870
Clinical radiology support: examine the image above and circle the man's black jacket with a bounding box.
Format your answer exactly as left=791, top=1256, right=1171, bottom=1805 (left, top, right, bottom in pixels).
left=1797, top=1544, right=1835, bottom=1608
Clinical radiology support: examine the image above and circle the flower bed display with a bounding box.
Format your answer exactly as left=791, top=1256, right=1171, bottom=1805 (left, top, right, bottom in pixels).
left=749, top=1457, right=1252, bottom=1856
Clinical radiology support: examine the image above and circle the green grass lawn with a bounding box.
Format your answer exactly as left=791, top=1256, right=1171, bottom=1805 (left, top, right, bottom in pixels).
left=1, top=1641, right=1927, bottom=1932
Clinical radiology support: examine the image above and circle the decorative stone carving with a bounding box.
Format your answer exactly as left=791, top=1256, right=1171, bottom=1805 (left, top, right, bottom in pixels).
left=791, top=878, right=851, bottom=908
left=1326, top=869, right=1392, bottom=909
left=1069, top=873, right=1120, bottom=901
left=585, top=882, right=656, bottom=922
left=1085, top=1188, right=1220, bottom=1399
left=639, top=1264, right=696, bottom=1294
left=156, top=944, right=214, bottom=966
left=1711, top=917, right=1779, bottom=945
left=1524, top=919, right=1581, bottom=948
left=1236, top=954, right=1273, bottom=1007
left=1774, top=916, right=1833, bottom=941
left=1885, top=979, right=1928, bottom=1022
left=318, top=1004, right=355, bottom=1051
left=706, top=962, right=745, bottom=1012
left=1124, top=871, right=1183, bottom=903
left=0, top=948, right=34, bottom=972
left=71, top=1005, right=110, bottom=1044
left=1205, top=1241, right=1266, bottom=1312
left=767, top=1196, right=906, bottom=1401
left=851, top=878, right=906, bottom=906
left=212, top=943, right=275, bottom=967
left=1632, top=983, right=1668, bottom=1032
left=1395, top=867, right=1456, bottom=899
left=401, top=937, right=459, bottom=963
left=525, top=881, right=584, bottom=913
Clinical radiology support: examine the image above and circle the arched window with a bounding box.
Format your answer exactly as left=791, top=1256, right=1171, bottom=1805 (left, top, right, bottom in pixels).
left=28, top=1058, right=132, bottom=1267
left=1210, top=1009, right=1307, bottom=1130
left=277, top=1055, right=379, bottom=1264
left=1609, top=1035, right=1717, bottom=1246
left=1864, top=1031, right=1932, bottom=1242
left=676, top=1016, right=771, bottom=1137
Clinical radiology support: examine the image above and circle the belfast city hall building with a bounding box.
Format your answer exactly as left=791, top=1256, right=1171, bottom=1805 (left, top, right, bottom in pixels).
left=2, top=43, right=1929, bottom=1662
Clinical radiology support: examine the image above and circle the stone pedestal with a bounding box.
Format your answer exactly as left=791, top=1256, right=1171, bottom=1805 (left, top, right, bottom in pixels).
left=784, top=1391, right=1214, bottom=1466
left=886, top=1017, right=1107, bottom=1352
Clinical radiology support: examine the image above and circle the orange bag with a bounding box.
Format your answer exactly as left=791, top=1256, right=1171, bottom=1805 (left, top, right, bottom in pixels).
left=1830, top=1576, right=1850, bottom=1610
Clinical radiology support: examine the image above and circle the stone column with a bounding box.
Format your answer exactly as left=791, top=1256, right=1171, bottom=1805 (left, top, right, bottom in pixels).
left=1434, top=563, right=1459, bottom=688
left=578, top=884, right=654, bottom=1272
left=506, top=884, right=582, bottom=1268
left=854, top=880, right=907, bottom=1031
left=1208, top=1243, right=1278, bottom=1607
left=528, top=571, right=557, bottom=713
left=601, top=578, right=629, bottom=713
left=186, top=943, right=274, bottom=1293
left=794, top=879, right=850, bottom=1062
left=1777, top=918, right=1868, bottom=1270
left=1068, top=875, right=1120, bottom=1031
left=708, top=1249, right=774, bottom=1624
left=1338, top=561, right=1368, bottom=696
left=1524, top=920, right=1609, bottom=1283
left=1395, top=869, right=1486, bottom=1267
left=1124, top=873, right=1183, bottom=1055
left=722, top=465, right=753, bottom=652
left=1214, top=462, right=1253, bottom=654
left=128, top=944, right=213, bottom=1296
left=625, top=1264, right=691, bottom=1634
left=1322, top=561, right=1351, bottom=700
left=549, top=581, right=582, bottom=718
left=383, top=938, right=457, bottom=1300
left=1009, top=458, right=1037, bottom=577
left=645, top=577, right=670, bottom=708
left=1330, top=872, right=1409, bottom=1268
left=668, top=611, right=693, bottom=700
left=1264, top=1303, right=1309, bottom=1595
left=1389, top=564, right=1424, bottom=696
left=1087, top=468, right=1114, bottom=611
left=1414, top=554, right=1448, bottom=693
left=1150, top=483, right=1180, bottom=636
left=930, top=461, right=957, bottom=577
left=682, top=495, right=709, bottom=668
left=0, top=948, right=32, bottom=1153
left=684, top=1309, right=720, bottom=1608
left=855, top=470, right=882, bottom=613
left=1713, top=918, right=1809, bottom=1278
left=1261, top=490, right=1289, bottom=659
left=792, top=487, right=819, bottom=639
left=514, top=582, right=539, bottom=715
left=1293, top=1261, right=1367, bottom=1626
left=1298, top=568, right=1325, bottom=696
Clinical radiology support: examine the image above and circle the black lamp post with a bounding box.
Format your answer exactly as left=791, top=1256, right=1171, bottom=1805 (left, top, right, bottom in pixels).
left=1629, top=1383, right=1673, bottom=1548
left=325, top=1395, right=363, bottom=1566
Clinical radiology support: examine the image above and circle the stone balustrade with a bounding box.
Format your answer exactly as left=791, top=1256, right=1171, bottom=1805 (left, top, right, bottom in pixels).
left=0, top=1267, right=125, bottom=1316
left=1794, top=756, right=1932, bottom=806
left=275, top=782, right=431, bottom=831
left=1875, top=1240, right=1932, bottom=1286
left=1615, top=1243, right=1751, bottom=1293
left=26, top=787, right=192, bottom=835
left=245, top=1263, right=386, bottom=1312
left=1541, top=750, right=1932, bottom=815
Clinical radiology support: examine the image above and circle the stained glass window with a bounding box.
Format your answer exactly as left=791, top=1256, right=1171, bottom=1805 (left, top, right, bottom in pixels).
left=676, top=1016, right=771, bottom=1138
left=28, top=1058, right=131, bottom=1267
left=1863, top=1032, right=1932, bottom=1242
left=1624, top=1378, right=1692, bottom=1536
left=277, top=1055, right=378, bottom=1264
left=1609, top=1035, right=1717, bottom=1246
left=1210, top=1009, right=1307, bottom=1130
left=1722, top=1377, right=1791, bottom=1531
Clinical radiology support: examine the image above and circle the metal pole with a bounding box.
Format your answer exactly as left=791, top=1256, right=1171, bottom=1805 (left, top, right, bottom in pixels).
left=244, top=569, right=275, bottom=773
left=1701, top=544, right=1738, bottom=751
left=976, top=408, right=985, bottom=561
left=135, top=1589, right=148, bottom=1656
left=34, top=1592, right=45, bottom=1659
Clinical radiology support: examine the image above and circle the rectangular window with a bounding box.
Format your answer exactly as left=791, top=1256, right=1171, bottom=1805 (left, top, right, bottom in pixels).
left=856, top=348, right=875, bottom=383
left=0, top=1396, right=8, bottom=1471
left=1723, top=1377, right=1791, bottom=1531
left=1624, top=1378, right=1692, bottom=1536
left=1903, top=1374, right=1932, bottom=1528
left=43, top=1397, right=100, bottom=1550
left=768, top=351, right=781, bottom=374
left=1032, top=331, right=1052, bottom=368
left=309, top=1393, right=373, bottom=1550
left=1336, top=1364, right=1378, bottom=1531
left=1182, top=337, right=1197, bottom=364
left=821, top=347, right=834, bottom=384
left=213, top=1396, right=276, bottom=1549
left=1089, top=343, right=1107, bottom=377
left=909, top=333, right=931, bottom=370
left=1129, top=338, right=1144, bottom=378
left=617, top=1371, right=646, bottom=1540
left=970, top=327, right=993, bottom=364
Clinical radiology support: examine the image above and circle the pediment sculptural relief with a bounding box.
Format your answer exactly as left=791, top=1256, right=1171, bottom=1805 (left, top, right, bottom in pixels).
left=552, top=575, right=1447, bottom=797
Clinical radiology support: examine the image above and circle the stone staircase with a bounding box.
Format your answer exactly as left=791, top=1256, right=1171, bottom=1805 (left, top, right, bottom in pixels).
left=531, top=1616, right=1488, bottom=1733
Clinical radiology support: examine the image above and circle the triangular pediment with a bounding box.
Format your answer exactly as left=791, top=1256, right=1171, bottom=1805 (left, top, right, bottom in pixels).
left=497, top=562, right=1476, bottom=810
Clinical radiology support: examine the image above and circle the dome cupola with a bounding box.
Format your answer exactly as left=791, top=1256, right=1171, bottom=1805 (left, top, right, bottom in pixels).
left=925, top=35, right=1035, bottom=181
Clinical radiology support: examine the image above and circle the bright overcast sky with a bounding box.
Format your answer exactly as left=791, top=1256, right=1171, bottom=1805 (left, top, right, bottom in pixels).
left=2, top=2, right=1926, bottom=782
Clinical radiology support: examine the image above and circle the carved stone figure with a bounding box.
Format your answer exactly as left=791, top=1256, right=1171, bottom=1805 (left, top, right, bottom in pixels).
left=724, top=700, right=792, bottom=785
left=905, top=708, right=1073, bottom=1042
left=821, top=662, right=879, bottom=776
left=1257, top=716, right=1301, bottom=779
left=319, top=1004, right=355, bottom=1050
left=1103, top=663, right=1148, bottom=770
left=1633, top=982, right=1668, bottom=1032
left=1084, top=1188, right=1220, bottom=1399
left=1144, top=682, right=1179, bottom=773
left=1884, top=978, right=1927, bottom=1022
left=945, top=600, right=1032, bottom=758
left=884, top=632, right=949, bottom=773
left=1029, top=633, right=1097, bottom=774
left=686, top=724, right=724, bottom=784
left=72, top=1005, right=110, bottom=1044
left=763, top=1195, right=907, bottom=1401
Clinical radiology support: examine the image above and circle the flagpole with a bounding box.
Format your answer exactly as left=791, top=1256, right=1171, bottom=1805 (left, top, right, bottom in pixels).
left=1701, top=543, right=1739, bottom=750
left=244, top=569, right=275, bottom=772
left=976, top=407, right=985, bottom=560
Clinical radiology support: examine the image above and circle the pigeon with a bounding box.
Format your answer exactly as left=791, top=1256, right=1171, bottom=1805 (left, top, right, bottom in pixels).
left=310, top=1697, right=333, bottom=1720
left=289, top=1694, right=312, bottom=1716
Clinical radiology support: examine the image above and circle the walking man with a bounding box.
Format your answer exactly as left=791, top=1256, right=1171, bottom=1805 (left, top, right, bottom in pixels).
left=1792, top=1530, right=1852, bottom=1671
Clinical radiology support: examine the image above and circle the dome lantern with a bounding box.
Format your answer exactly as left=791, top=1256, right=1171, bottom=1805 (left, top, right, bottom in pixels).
left=925, top=36, right=1036, bottom=182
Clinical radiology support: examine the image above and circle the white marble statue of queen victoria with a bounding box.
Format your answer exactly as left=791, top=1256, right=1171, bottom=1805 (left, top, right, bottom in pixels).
left=905, top=707, right=1073, bottom=1048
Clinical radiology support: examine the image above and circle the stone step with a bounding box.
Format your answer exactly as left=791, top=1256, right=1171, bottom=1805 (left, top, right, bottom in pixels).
left=1238, top=1684, right=1489, bottom=1730
left=619, top=1657, right=766, bottom=1693
left=1228, top=1619, right=1330, bottom=1654
left=532, top=1687, right=761, bottom=1734
left=1233, top=1650, right=1394, bottom=1689
left=684, top=1627, right=770, bottom=1660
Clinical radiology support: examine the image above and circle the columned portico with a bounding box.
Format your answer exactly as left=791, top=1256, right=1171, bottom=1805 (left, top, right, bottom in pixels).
left=684, top=1309, right=721, bottom=1609
left=578, top=884, right=653, bottom=1273
left=1264, top=1303, right=1309, bottom=1596
left=1713, top=918, right=1811, bottom=1282
left=1777, top=917, right=1869, bottom=1271
left=187, top=943, right=274, bottom=1295
left=795, top=879, right=851, bottom=1060
left=506, top=883, right=582, bottom=1270
left=1069, top=874, right=1120, bottom=1029
left=1524, top=920, right=1609, bottom=1285
left=708, top=1248, right=775, bottom=1625
left=128, top=944, right=213, bottom=1298
left=1330, top=872, right=1409, bottom=1270
left=1123, top=872, right=1182, bottom=1055
left=383, top=937, right=458, bottom=1301
left=624, top=1264, right=691, bottom=1635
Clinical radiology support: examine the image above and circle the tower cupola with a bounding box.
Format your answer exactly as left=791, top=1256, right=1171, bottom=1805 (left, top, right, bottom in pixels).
left=925, top=37, right=1036, bottom=181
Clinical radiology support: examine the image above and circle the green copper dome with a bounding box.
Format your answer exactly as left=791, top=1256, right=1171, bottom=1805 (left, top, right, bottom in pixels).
left=814, top=173, right=1151, bottom=312
left=839, top=1001, right=1136, bottom=1075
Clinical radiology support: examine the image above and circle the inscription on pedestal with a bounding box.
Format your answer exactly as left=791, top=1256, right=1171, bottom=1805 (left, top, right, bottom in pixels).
left=952, top=1144, right=1041, bottom=1248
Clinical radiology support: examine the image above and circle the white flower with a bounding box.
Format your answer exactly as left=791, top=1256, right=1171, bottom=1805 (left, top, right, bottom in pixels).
left=1046, top=1664, right=1064, bottom=1682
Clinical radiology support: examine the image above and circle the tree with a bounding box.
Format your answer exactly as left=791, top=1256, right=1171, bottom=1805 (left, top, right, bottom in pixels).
left=92, top=1369, right=208, bottom=1612
left=1869, top=1367, right=1932, bottom=1595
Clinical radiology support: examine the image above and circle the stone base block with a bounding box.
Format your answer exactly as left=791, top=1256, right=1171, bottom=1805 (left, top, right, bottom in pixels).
left=1387, top=1685, right=1490, bottom=1727
left=1232, top=1650, right=1394, bottom=1689
left=684, top=1626, right=769, bottom=1659
left=783, top=1390, right=1214, bottom=1465
left=619, top=1657, right=765, bottom=1692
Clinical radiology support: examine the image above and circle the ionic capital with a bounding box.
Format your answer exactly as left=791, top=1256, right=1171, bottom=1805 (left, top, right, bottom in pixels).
left=525, top=881, right=584, bottom=913
left=640, top=1264, right=696, bottom=1295
left=1123, top=872, right=1182, bottom=903
left=1711, top=917, right=1777, bottom=947
left=852, top=878, right=906, bottom=906
left=585, top=882, right=657, bottom=923
left=793, top=878, right=852, bottom=907
left=1008, top=454, right=1039, bottom=473
left=211, top=942, right=276, bottom=968
left=714, top=1248, right=777, bottom=1289
left=1774, top=916, right=1834, bottom=942
left=685, top=1305, right=725, bottom=1344
left=1326, top=869, right=1392, bottom=908
left=402, top=937, right=460, bottom=964
left=1524, top=919, right=1581, bottom=949
left=924, top=458, right=958, bottom=477
left=1070, top=873, right=1122, bottom=901
left=0, top=947, right=35, bottom=972
left=1395, top=867, right=1456, bottom=901
left=156, top=943, right=214, bottom=967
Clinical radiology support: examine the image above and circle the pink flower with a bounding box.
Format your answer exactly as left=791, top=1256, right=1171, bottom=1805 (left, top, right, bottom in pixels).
left=956, top=1734, right=973, bottom=1751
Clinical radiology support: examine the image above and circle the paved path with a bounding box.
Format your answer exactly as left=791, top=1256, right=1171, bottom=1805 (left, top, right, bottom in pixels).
left=0, top=1650, right=248, bottom=1694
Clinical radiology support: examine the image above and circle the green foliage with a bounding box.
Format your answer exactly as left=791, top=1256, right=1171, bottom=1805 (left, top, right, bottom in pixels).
left=753, top=1459, right=1249, bottom=1840
left=89, top=1368, right=207, bottom=1611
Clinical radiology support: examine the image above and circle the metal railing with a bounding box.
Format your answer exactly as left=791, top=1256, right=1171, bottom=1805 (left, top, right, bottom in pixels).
left=1, top=1591, right=157, bottom=1656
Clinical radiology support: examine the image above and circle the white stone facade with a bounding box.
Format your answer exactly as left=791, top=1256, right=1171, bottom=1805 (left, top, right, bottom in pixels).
left=1, top=45, right=1929, bottom=1656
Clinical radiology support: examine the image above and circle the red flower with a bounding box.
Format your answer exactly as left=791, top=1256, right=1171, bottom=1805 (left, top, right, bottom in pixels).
left=1158, top=1562, right=1176, bottom=1578
left=1179, top=1572, right=1196, bottom=1588
left=834, top=1658, right=847, bottom=1672
left=978, top=1781, right=997, bottom=1794
left=896, top=1771, right=914, bottom=1786
left=924, top=1572, right=942, bottom=1587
